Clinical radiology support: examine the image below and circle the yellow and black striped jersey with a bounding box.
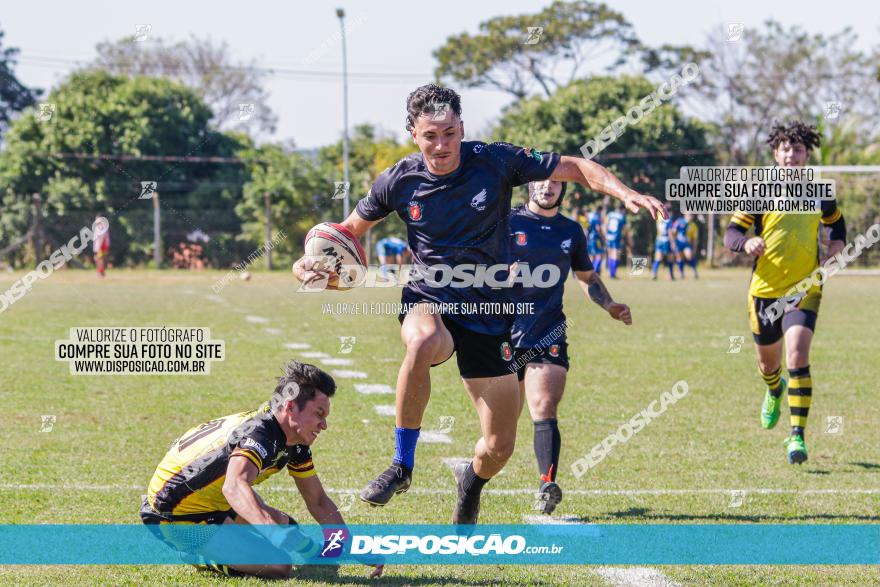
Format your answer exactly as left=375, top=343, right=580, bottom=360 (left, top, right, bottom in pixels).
left=147, top=407, right=315, bottom=516
left=728, top=201, right=843, bottom=297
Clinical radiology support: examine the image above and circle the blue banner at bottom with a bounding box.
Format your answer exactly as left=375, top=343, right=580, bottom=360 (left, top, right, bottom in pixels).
left=0, top=524, right=877, bottom=565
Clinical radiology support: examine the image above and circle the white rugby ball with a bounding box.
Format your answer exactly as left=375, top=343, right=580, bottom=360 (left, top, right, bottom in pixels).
left=239, top=271, right=251, bottom=281
left=303, top=223, right=368, bottom=290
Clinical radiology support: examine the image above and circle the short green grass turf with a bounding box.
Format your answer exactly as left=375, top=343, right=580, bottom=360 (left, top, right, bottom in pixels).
left=1, top=268, right=877, bottom=586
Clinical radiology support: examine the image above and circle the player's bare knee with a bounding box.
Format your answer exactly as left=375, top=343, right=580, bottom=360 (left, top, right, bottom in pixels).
left=485, top=436, right=516, bottom=463
left=403, top=329, right=444, bottom=363
left=786, top=349, right=809, bottom=368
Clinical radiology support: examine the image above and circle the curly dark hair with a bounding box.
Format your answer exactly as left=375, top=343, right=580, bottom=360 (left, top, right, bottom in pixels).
left=766, top=121, right=821, bottom=151
left=272, top=360, right=336, bottom=410
left=405, top=84, right=462, bottom=132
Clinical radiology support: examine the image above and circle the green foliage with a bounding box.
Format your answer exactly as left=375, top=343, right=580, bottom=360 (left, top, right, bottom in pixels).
left=0, top=70, right=250, bottom=267
left=492, top=75, right=714, bottom=252
left=433, top=0, right=640, bottom=98
left=0, top=28, right=41, bottom=136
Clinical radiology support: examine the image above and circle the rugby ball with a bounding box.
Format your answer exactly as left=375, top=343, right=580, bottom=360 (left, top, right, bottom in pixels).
left=239, top=271, right=251, bottom=281
left=303, top=223, right=367, bottom=290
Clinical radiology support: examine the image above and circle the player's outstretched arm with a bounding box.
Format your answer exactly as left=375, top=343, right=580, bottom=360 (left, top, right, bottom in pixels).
left=223, top=456, right=281, bottom=525
left=294, top=475, right=385, bottom=578
left=294, top=474, right=345, bottom=526
left=573, top=269, right=632, bottom=325
left=551, top=156, right=667, bottom=220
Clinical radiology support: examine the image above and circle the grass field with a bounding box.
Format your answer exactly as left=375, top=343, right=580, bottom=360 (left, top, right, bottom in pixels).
left=1, top=267, right=878, bottom=586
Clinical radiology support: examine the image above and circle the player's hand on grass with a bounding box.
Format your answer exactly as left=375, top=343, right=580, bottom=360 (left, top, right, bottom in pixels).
left=744, top=237, right=766, bottom=257
left=623, top=192, right=667, bottom=220
left=293, top=256, right=340, bottom=291
left=608, top=302, right=632, bottom=325
left=368, top=563, right=385, bottom=578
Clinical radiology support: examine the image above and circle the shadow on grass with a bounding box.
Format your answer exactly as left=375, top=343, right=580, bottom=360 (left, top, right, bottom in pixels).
left=849, top=462, right=880, bottom=470
left=290, top=565, right=506, bottom=586
left=596, top=507, right=880, bottom=522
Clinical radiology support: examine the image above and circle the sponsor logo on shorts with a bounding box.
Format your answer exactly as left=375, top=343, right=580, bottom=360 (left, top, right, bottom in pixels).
left=242, top=437, right=268, bottom=459
left=500, top=342, right=513, bottom=362
left=408, top=201, right=423, bottom=221
left=515, top=232, right=528, bottom=246
left=549, top=344, right=560, bottom=358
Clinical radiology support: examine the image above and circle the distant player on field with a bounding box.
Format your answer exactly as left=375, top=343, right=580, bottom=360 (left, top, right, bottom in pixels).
left=671, top=212, right=698, bottom=278
left=293, top=84, right=665, bottom=524
left=603, top=204, right=632, bottom=279
left=140, top=360, right=383, bottom=579
left=585, top=204, right=606, bottom=274
left=510, top=180, right=631, bottom=514
left=651, top=215, right=676, bottom=280
left=724, top=121, right=846, bottom=464
left=375, top=235, right=409, bottom=279
left=92, top=215, right=110, bottom=278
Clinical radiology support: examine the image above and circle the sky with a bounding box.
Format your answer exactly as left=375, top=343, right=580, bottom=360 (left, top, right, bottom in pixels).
left=3, top=0, right=878, bottom=150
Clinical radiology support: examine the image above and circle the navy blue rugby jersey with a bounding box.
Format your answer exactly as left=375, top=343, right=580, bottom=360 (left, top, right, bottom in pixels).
left=509, top=205, right=591, bottom=348
left=356, top=141, right=560, bottom=335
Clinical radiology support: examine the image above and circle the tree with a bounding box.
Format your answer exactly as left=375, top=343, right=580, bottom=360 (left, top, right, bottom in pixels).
left=691, top=21, right=879, bottom=165
left=0, top=28, right=41, bottom=137
left=318, top=124, right=417, bottom=243
left=492, top=75, right=714, bottom=252
left=89, top=36, right=277, bottom=134
left=433, top=1, right=640, bottom=99
left=236, top=144, right=330, bottom=268
left=0, top=70, right=250, bottom=268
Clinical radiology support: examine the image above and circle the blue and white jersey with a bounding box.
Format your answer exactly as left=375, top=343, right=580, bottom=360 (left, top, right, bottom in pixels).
left=509, top=205, right=591, bottom=348
left=605, top=211, right=626, bottom=249
left=356, top=141, right=560, bottom=335
left=376, top=236, right=408, bottom=256
left=672, top=217, right=689, bottom=245
left=655, top=217, right=673, bottom=244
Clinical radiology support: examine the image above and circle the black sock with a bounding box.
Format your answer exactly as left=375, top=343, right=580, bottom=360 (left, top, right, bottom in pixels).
left=462, top=462, right=489, bottom=497
left=534, top=418, right=561, bottom=484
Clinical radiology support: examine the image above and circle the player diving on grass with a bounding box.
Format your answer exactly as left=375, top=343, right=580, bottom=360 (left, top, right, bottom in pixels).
left=724, top=121, right=846, bottom=464
left=510, top=179, right=632, bottom=514
left=140, top=360, right=383, bottom=579
left=293, top=84, right=666, bottom=524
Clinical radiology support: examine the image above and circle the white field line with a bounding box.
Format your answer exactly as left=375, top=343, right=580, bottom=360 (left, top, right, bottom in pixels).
left=373, top=405, right=396, bottom=417
left=319, top=358, right=354, bottom=366
left=299, top=351, right=330, bottom=359
left=595, top=567, right=682, bottom=587
left=331, top=370, right=368, bottom=378
left=244, top=316, right=269, bottom=324
left=284, top=342, right=311, bottom=350
left=1, top=484, right=878, bottom=496
left=354, top=383, right=394, bottom=395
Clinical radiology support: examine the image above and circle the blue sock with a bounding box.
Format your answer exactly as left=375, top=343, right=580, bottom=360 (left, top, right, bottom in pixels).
left=652, top=260, right=660, bottom=277
left=667, top=262, right=675, bottom=279
left=689, top=258, right=698, bottom=276
left=609, top=258, right=618, bottom=278
left=393, top=427, right=420, bottom=470
left=592, top=257, right=602, bottom=274
left=677, top=259, right=685, bottom=276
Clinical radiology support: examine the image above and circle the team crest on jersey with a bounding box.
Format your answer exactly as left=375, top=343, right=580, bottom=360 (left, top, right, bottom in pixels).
left=470, top=189, right=488, bottom=211
left=500, top=342, right=513, bottom=362
left=515, top=231, right=528, bottom=246
left=473, top=144, right=484, bottom=154
left=549, top=344, right=560, bottom=358
left=560, top=238, right=572, bottom=253
left=408, top=201, right=423, bottom=221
